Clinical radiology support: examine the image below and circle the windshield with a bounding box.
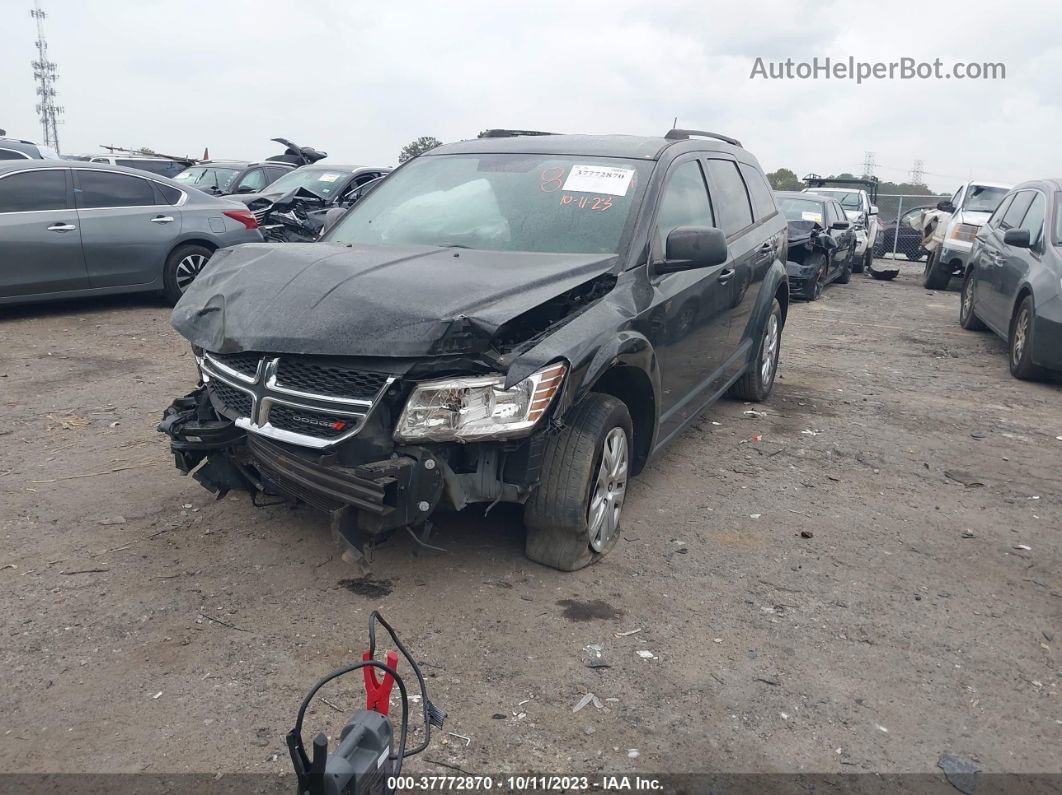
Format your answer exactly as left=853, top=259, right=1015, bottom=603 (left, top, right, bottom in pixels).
left=963, top=185, right=1009, bottom=213
left=778, top=197, right=825, bottom=224
left=326, top=154, right=651, bottom=255
left=815, top=190, right=862, bottom=210
left=174, top=166, right=239, bottom=191
left=264, top=167, right=351, bottom=198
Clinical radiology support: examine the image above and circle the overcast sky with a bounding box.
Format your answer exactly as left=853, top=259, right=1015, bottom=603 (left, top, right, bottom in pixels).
left=2, top=0, right=1058, bottom=195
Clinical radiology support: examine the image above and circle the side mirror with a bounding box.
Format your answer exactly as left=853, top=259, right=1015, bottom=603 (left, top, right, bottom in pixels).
left=658, top=226, right=728, bottom=273
left=937, top=200, right=955, bottom=213
left=321, top=207, right=347, bottom=235
left=869, top=205, right=878, bottom=216
left=831, top=221, right=850, bottom=230
left=1003, top=228, right=1031, bottom=248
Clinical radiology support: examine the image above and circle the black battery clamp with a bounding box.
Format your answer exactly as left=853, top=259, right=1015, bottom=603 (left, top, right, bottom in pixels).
left=287, top=611, right=446, bottom=795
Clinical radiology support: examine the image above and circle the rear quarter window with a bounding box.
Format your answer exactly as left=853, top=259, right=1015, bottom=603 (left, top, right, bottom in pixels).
left=738, top=163, right=776, bottom=221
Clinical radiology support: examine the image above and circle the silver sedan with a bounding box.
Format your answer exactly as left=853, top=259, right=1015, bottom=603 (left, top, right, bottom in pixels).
left=0, top=160, right=262, bottom=306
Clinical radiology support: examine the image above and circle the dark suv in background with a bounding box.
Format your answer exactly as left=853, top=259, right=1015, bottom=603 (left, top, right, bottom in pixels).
left=160, top=129, right=789, bottom=571
left=174, top=160, right=295, bottom=196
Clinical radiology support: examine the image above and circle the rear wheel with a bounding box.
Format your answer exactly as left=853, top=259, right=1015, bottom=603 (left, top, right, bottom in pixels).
left=524, top=394, right=633, bottom=571
left=922, top=250, right=952, bottom=290
left=959, top=271, right=986, bottom=330
left=729, top=298, right=782, bottom=402
left=836, top=252, right=852, bottom=284
left=163, top=243, right=214, bottom=304
left=856, top=248, right=871, bottom=273
left=1009, top=296, right=1045, bottom=381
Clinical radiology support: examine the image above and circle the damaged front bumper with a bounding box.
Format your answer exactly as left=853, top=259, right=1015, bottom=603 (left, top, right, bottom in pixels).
left=159, top=384, right=545, bottom=548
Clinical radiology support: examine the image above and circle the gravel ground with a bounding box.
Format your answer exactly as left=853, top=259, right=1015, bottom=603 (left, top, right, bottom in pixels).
left=1, top=261, right=1060, bottom=780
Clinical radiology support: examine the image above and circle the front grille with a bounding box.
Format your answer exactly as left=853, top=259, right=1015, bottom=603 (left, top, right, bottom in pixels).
left=266, top=404, right=357, bottom=440
left=208, top=352, right=261, bottom=379
left=274, top=359, right=389, bottom=401
left=252, top=208, right=269, bottom=226
left=208, top=380, right=253, bottom=419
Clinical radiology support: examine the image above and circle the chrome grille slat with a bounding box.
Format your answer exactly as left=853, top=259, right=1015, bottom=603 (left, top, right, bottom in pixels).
left=201, top=351, right=394, bottom=449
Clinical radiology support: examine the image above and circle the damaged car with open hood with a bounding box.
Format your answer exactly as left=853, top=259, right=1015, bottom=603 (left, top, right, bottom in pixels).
left=159, top=129, right=790, bottom=571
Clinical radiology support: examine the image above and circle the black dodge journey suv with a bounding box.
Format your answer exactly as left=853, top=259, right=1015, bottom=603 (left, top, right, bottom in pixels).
left=160, top=129, right=790, bottom=571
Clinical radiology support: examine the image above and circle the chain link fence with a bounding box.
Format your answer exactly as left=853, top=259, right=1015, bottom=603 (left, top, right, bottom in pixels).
left=873, top=193, right=950, bottom=261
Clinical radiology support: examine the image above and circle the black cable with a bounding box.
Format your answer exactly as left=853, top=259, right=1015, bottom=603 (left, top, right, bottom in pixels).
left=367, top=610, right=434, bottom=757
left=292, top=660, right=410, bottom=778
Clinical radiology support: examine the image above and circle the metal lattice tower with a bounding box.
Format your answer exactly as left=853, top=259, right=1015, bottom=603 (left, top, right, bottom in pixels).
left=30, top=1, right=63, bottom=152
left=909, top=159, right=925, bottom=186
left=861, top=151, right=877, bottom=179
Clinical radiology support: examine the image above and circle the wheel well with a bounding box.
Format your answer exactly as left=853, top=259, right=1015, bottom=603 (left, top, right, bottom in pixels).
left=170, top=239, right=218, bottom=259
left=775, top=282, right=789, bottom=328
left=590, top=366, right=655, bottom=476
left=1012, top=287, right=1033, bottom=323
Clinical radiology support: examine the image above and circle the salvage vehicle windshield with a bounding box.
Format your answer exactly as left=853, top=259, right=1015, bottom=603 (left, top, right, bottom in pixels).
left=325, top=154, right=652, bottom=255
left=964, top=185, right=1009, bottom=212
left=777, top=196, right=824, bottom=224
left=263, top=167, right=350, bottom=199
left=826, top=191, right=862, bottom=211
left=174, top=166, right=239, bottom=191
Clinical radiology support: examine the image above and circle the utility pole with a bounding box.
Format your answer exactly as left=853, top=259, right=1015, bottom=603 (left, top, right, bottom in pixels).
left=30, top=1, right=63, bottom=153
left=861, top=151, right=876, bottom=180
left=909, top=159, right=925, bottom=186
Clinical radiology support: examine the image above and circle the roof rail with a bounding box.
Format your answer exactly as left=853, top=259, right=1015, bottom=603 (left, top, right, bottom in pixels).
left=478, top=129, right=558, bottom=138
left=665, top=128, right=742, bottom=147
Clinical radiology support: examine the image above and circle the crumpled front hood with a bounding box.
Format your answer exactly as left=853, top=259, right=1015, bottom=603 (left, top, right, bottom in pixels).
left=171, top=242, right=617, bottom=357
left=786, top=220, right=818, bottom=246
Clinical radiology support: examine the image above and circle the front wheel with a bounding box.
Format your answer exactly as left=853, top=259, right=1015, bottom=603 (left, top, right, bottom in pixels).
left=923, top=250, right=951, bottom=290
left=524, top=394, right=633, bottom=571
left=836, top=252, right=853, bottom=284
left=1009, top=296, right=1045, bottom=381
left=729, top=298, right=782, bottom=402
left=163, top=243, right=215, bottom=304
left=959, top=271, right=986, bottom=330
left=803, top=254, right=827, bottom=301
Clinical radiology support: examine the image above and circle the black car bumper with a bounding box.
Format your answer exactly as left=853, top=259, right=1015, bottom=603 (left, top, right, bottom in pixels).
left=786, top=260, right=817, bottom=296
left=159, top=385, right=542, bottom=539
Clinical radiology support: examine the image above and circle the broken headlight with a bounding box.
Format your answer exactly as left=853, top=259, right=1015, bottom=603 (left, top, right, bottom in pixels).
left=394, top=362, right=567, bottom=442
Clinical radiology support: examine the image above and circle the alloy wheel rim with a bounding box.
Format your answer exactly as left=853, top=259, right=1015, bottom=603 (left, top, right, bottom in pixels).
left=761, top=313, right=779, bottom=385
left=175, top=254, right=208, bottom=291
left=588, top=427, right=628, bottom=552
left=1013, top=309, right=1029, bottom=364
left=962, top=279, right=974, bottom=320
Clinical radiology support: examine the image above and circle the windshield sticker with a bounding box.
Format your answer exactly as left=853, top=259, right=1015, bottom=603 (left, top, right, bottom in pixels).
left=560, top=194, right=613, bottom=211
left=540, top=167, right=566, bottom=193
left=562, top=165, right=635, bottom=196
left=801, top=211, right=823, bottom=223
left=318, top=173, right=341, bottom=183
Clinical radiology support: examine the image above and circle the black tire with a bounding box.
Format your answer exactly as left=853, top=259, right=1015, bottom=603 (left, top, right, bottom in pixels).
left=729, top=298, right=782, bottom=402
left=870, top=269, right=899, bottom=281
left=904, top=250, right=923, bottom=261
left=835, top=252, right=852, bottom=284
left=803, top=254, right=827, bottom=301
left=524, top=394, right=633, bottom=571
left=959, top=271, right=987, bottom=331
left=1009, top=295, right=1045, bottom=381
left=855, top=248, right=871, bottom=274
left=922, top=250, right=952, bottom=290
left=163, top=243, right=214, bottom=304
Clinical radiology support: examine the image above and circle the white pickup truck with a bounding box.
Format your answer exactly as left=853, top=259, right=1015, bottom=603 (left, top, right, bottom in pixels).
left=921, top=180, right=1012, bottom=289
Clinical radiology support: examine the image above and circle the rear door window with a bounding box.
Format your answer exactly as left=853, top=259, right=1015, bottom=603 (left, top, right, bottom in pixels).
left=75, top=170, right=157, bottom=208
left=0, top=169, right=69, bottom=212
left=738, top=163, right=776, bottom=221
left=704, top=159, right=754, bottom=235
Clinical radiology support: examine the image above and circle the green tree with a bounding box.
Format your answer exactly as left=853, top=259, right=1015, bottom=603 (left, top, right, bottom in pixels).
left=766, top=168, right=803, bottom=191
left=398, top=136, right=443, bottom=163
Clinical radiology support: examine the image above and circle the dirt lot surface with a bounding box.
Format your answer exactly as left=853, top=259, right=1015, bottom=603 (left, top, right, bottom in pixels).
left=2, top=261, right=1060, bottom=780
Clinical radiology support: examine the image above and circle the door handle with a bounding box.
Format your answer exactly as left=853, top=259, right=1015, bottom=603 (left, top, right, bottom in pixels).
left=718, top=268, right=736, bottom=282
left=47, top=223, right=77, bottom=232
left=150, top=216, right=174, bottom=224
left=759, top=242, right=773, bottom=252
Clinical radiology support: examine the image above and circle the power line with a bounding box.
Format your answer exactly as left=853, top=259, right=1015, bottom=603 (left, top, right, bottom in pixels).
left=861, top=151, right=876, bottom=179
left=909, top=159, right=925, bottom=185
left=30, top=1, right=62, bottom=153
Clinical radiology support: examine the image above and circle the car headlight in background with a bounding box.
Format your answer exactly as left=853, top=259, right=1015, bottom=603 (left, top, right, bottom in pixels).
left=394, top=362, right=568, bottom=442
left=949, top=223, right=980, bottom=243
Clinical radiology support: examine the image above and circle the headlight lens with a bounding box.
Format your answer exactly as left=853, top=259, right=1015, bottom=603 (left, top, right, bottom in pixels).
left=394, top=362, right=567, bottom=442
left=949, top=223, right=980, bottom=242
